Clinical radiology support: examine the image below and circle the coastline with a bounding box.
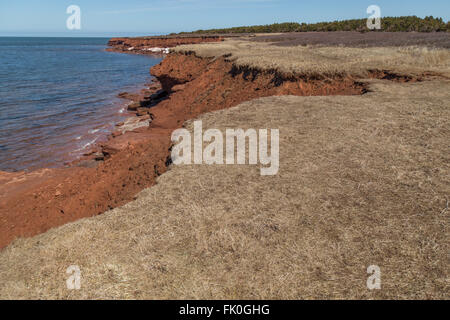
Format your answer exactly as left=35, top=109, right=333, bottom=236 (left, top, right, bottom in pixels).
left=72, top=78, right=164, bottom=167
left=0, top=36, right=230, bottom=248
left=0, top=37, right=163, bottom=173
left=0, top=35, right=446, bottom=249
left=75, top=35, right=226, bottom=166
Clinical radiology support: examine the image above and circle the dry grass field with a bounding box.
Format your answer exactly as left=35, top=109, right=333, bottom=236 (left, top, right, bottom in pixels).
left=0, top=78, right=448, bottom=299
left=251, top=32, right=450, bottom=49
left=175, top=39, right=450, bottom=78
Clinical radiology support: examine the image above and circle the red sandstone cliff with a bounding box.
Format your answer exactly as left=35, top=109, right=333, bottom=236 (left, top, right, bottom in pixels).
left=107, top=36, right=224, bottom=54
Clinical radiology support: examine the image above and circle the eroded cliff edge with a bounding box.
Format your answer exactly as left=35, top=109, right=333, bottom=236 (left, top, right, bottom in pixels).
left=1, top=44, right=435, bottom=248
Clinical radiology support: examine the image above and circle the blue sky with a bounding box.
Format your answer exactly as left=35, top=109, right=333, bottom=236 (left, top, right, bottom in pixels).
left=0, top=0, right=449, bottom=37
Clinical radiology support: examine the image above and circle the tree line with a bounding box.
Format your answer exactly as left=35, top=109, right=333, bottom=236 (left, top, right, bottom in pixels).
left=177, top=16, right=449, bottom=34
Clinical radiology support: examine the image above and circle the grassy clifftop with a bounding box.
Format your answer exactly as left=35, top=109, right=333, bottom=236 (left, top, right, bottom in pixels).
left=178, top=16, right=449, bottom=34
left=175, top=39, right=450, bottom=77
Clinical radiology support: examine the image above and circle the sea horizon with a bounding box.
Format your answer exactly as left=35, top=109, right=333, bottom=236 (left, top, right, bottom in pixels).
left=0, top=32, right=166, bottom=38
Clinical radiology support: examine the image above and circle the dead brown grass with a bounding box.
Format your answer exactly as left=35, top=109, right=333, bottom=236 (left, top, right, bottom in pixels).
left=251, top=32, right=450, bottom=49
left=0, top=79, right=448, bottom=299
left=175, top=39, right=450, bottom=78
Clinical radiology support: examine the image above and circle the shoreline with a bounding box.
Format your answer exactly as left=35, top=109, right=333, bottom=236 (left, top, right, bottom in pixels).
left=71, top=36, right=229, bottom=166
left=71, top=77, right=165, bottom=168
left=68, top=48, right=168, bottom=170
left=0, top=38, right=164, bottom=174
left=0, top=36, right=233, bottom=248
left=0, top=47, right=165, bottom=174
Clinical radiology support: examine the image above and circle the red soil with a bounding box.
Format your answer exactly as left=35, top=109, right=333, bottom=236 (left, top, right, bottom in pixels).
left=107, top=36, right=224, bottom=54
left=0, top=52, right=370, bottom=249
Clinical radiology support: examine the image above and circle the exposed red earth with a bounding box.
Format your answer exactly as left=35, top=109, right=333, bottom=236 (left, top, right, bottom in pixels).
left=0, top=39, right=429, bottom=249
left=107, top=36, right=224, bottom=54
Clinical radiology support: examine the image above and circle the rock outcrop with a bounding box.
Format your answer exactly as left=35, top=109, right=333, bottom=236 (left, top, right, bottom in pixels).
left=107, top=36, right=224, bottom=54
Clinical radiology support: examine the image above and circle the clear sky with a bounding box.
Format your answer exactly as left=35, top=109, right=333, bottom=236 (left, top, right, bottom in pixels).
left=0, top=0, right=449, bottom=37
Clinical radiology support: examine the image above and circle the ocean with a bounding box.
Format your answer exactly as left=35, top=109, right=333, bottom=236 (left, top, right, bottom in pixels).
left=0, top=37, right=162, bottom=172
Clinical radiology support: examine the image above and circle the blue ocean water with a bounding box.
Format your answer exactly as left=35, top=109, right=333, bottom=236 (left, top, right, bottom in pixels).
left=0, top=37, right=162, bottom=171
